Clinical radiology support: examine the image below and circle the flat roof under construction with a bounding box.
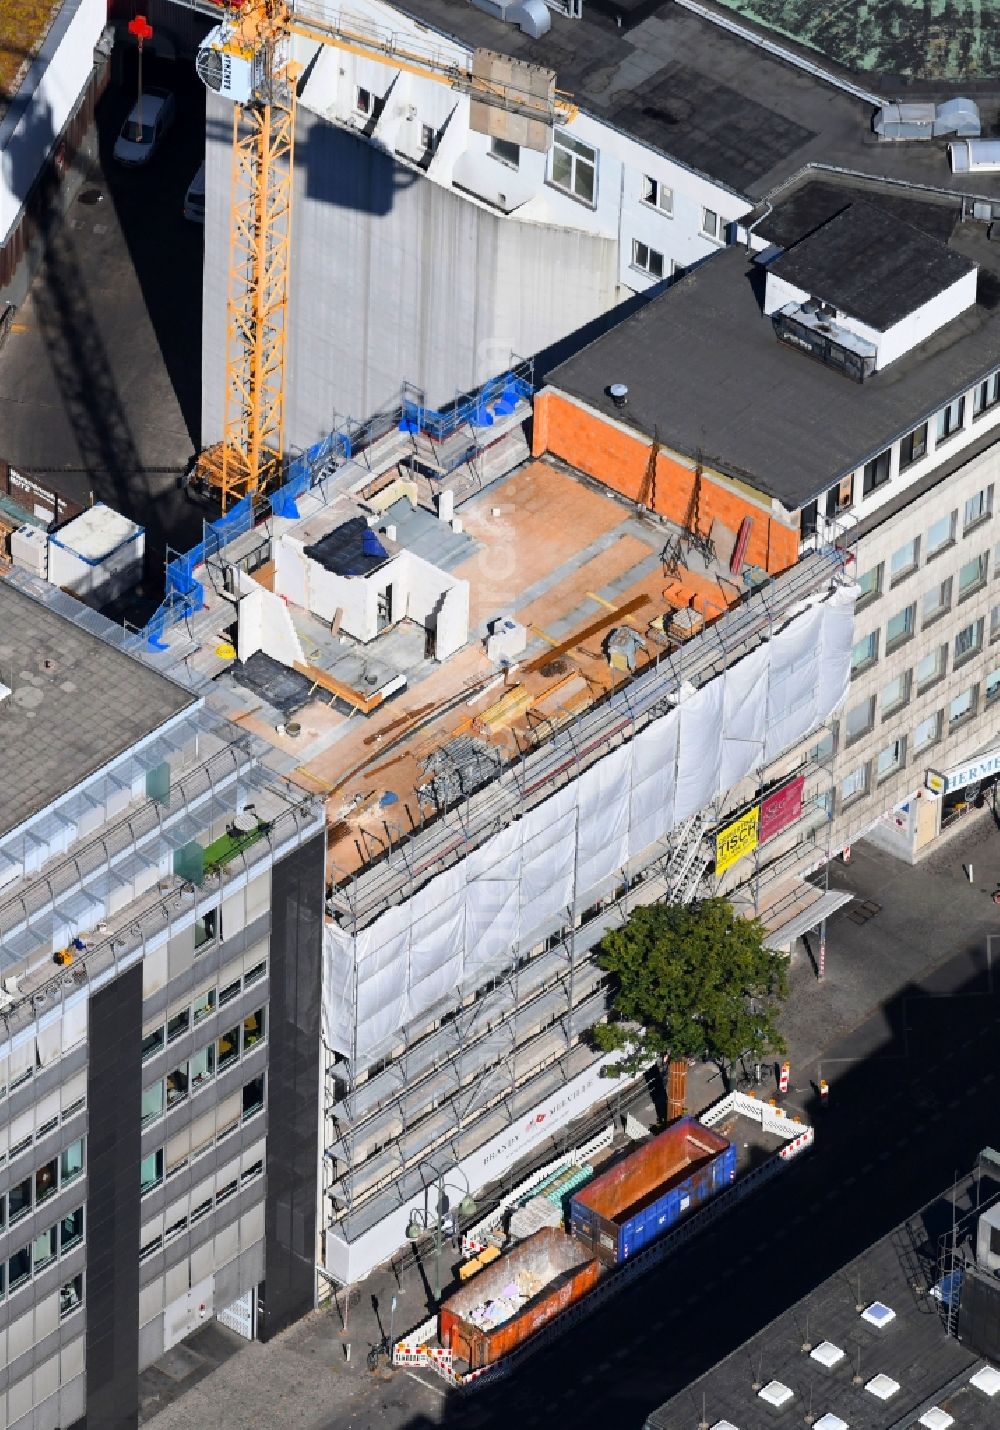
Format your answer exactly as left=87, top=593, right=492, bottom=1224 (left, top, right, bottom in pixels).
left=0, top=580, right=196, bottom=842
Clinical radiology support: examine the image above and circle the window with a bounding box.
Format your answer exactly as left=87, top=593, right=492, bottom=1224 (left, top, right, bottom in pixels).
left=800, top=500, right=819, bottom=540
left=355, top=86, right=375, bottom=118
left=856, top=563, right=882, bottom=607
left=35, top=1157, right=57, bottom=1205
left=420, top=123, right=437, bottom=153
left=926, top=511, right=956, bottom=559
left=881, top=672, right=910, bottom=717
left=886, top=604, right=915, bottom=651
left=216, top=1178, right=239, bottom=1205
left=165, top=1214, right=188, bottom=1242
left=60, top=1139, right=84, bottom=1186
left=809, top=729, right=836, bottom=763
left=900, top=422, right=928, bottom=469
left=140, top=1233, right=162, bottom=1262
left=841, top=764, right=869, bottom=806
left=876, top=738, right=905, bottom=781
left=992, top=604, right=1000, bottom=642
left=191, top=1197, right=213, bottom=1224
left=851, top=630, right=879, bottom=674
left=140, top=1151, right=163, bottom=1196
left=936, top=395, right=965, bottom=442
left=922, top=578, right=952, bottom=627
left=890, top=537, right=919, bottom=584
left=701, top=207, right=724, bottom=241
left=642, top=174, right=673, bottom=213
left=631, top=239, right=665, bottom=279
left=490, top=136, right=519, bottom=168
left=59, top=1274, right=83, bottom=1320
left=167, top=1009, right=189, bottom=1044
left=195, top=908, right=218, bottom=951
left=219, top=978, right=241, bottom=1008
left=8, top=1176, right=31, bottom=1225
left=192, top=989, right=216, bottom=1025
left=242, top=1159, right=264, bottom=1186
left=826, top=475, right=854, bottom=517
left=917, top=645, right=947, bottom=691
left=60, top=1206, right=84, bottom=1252
left=218, top=1026, right=241, bottom=1074
left=862, top=449, right=891, bottom=496
left=974, top=371, right=1000, bottom=417
left=959, top=552, right=989, bottom=599
left=166, top=1064, right=189, bottom=1109
left=550, top=130, right=596, bottom=203
left=8, top=1246, right=31, bottom=1294
left=243, top=1008, right=266, bottom=1051
left=141, top=1081, right=165, bottom=1127
left=33, top=1226, right=56, bottom=1271
left=964, top=486, right=993, bottom=531
left=845, top=696, right=875, bottom=743
left=190, top=1045, right=215, bottom=1091
left=913, top=711, right=942, bottom=753
left=242, top=1074, right=265, bottom=1121
left=141, top=1025, right=164, bottom=1062
left=987, top=664, right=1000, bottom=702
left=954, top=618, right=985, bottom=665
left=245, top=960, right=267, bottom=987
left=949, top=686, right=977, bottom=727
left=0, top=1191, right=5, bottom=1230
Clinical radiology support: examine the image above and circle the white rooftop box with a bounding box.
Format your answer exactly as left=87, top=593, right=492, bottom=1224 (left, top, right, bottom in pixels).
left=48, top=503, right=145, bottom=609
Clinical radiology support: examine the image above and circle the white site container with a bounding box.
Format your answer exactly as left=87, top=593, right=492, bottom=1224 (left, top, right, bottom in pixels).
left=47, top=503, right=145, bottom=607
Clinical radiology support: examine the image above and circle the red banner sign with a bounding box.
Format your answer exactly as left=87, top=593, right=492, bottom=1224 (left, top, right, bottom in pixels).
left=128, top=15, right=154, bottom=41
left=759, top=774, right=805, bottom=844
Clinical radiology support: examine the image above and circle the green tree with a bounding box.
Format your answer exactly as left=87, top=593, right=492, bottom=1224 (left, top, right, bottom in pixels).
left=594, top=897, right=789, bottom=1092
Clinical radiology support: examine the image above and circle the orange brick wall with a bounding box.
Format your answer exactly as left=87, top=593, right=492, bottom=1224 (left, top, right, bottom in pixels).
left=533, top=389, right=799, bottom=575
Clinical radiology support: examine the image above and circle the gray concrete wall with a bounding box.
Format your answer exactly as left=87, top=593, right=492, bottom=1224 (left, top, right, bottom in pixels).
left=202, top=96, right=620, bottom=448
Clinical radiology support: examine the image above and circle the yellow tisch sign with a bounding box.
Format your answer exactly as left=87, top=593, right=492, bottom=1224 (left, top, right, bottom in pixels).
left=715, top=806, right=760, bottom=876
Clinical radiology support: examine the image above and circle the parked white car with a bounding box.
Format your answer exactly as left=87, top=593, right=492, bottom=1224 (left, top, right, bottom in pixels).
left=183, top=161, right=206, bottom=223
left=113, top=89, right=176, bottom=166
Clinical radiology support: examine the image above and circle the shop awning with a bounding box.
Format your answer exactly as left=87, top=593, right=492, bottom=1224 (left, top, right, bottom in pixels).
left=762, top=884, right=854, bottom=950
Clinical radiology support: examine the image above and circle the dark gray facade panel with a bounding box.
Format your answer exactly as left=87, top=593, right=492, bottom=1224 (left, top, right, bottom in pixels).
left=85, top=962, right=143, bottom=1430
left=261, top=832, right=323, bottom=1340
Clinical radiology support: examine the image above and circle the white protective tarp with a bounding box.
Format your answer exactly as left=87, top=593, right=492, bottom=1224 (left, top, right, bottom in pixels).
left=322, top=583, right=858, bottom=1061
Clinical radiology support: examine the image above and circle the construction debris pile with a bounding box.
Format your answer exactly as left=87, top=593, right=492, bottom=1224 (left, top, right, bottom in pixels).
left=464, top=1269, right=547, bottom=1331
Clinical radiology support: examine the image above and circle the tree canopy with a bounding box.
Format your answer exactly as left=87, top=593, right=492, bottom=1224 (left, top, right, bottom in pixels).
left=594, top=897, right=789, bottom=1081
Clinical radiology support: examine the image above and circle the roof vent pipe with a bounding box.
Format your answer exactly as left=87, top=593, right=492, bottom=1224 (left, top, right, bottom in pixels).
left=609, top=383, right=629, bottom=409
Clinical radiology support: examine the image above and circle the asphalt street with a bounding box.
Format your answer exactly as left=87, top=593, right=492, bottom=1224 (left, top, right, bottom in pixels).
left=0, top=52, right=210, bottom=587
left=145, top=813, right=1000, bottom=1430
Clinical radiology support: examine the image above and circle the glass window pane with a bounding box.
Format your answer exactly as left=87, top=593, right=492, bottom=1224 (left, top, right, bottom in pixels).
left=575, top=159, right=595, bottom=203
left=219, top=979, right=241, bottom=1007
left=243, top=1008, right=266, bottom=1051
left=551, top=146, right=573, bottom=190
left=141, top=1082, right=165, bottom=1126
left=886, top=605, right=914, bottom=647
left=857, top=565, right=881, bottom=601
left=60, top=1206, right=84, bottom=1251
left=141, top=1026, right=164, bottom=1062
left=987, top=666, right=1000, bottom=701
left=218, top=1026, right=241, bottom=1073
left=167, top=1010, right=189, bottom=1044
left=8, top=1176, right=31, bottom=1223
left=890, top=539, right=918, bottom=580
left=8, top=1246, right=31, bottom=1293
left=33, top=1225, right=57, bottom=1271
left=166, top=1065, right=189, bottom=1108
left=242, top=1075, right=265, bottom=1121
left=60, top=1274, right=84, bottom=1319
left=245, top=960, right=267, bottom=987
left=949, top=687, right=975, bottom=724
left=190, top=1045, right=215, bottom=1090
left=845, top=697, right=874, bottom=741
left=914, top=713, right=941, bottom=751
left=926, top=512, right=955, bottom=557
left=917, top=647, right=945, bottom=688
left=139, top=1152, right=163, bottom=1197
left=60, top=1138, right=84, bottom=1185
left=881, top=674, right=909, bottom=713
left=35, top=1158, right=57, bottom=1206
left=192, top=989, right=216, bottom=1024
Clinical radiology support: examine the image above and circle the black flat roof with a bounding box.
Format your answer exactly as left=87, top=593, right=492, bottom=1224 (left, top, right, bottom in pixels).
left=769, top=202, right=975, bottom=330
left=545, top=238, right=1000, bottom=510
left=394, top=0, right=1000, bottom=201
left=305, top=517, right=393, bottom=576
left=645, top=1170, right=997, bottom=1430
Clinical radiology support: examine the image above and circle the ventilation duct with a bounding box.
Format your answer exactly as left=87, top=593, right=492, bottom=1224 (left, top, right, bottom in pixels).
left=470, top=0, right=552, bottom=38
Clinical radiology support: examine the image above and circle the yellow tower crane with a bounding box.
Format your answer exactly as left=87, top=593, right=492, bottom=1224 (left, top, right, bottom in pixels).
left=191, top=1, right=576, bottom=509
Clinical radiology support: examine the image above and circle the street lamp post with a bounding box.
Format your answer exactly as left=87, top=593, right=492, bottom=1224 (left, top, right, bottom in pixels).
left=406, top=1167, right=476, bottom=1302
